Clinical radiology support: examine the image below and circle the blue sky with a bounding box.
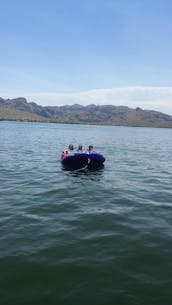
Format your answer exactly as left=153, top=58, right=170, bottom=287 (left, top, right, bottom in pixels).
left=1, top=0, right=172, bottom=113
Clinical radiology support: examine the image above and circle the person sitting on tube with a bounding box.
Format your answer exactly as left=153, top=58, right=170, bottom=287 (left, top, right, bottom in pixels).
left=77, top=145, right=83, bottom=152
left=68, top=144, right=74, bottom=153
left=88, top=145, right=94, bottom=152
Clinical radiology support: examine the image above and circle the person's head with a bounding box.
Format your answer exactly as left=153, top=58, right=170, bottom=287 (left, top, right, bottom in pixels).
left=68, top=144, right=74, bottom=151
left=78, top=145, right=83, bottom=151
left=88, top=145, right=93, bottom=152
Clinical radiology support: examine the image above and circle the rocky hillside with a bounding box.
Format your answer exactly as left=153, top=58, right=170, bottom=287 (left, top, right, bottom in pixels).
left=0, top=100, right=47, bottom=122
left=1, top=97, right=172, bottom=127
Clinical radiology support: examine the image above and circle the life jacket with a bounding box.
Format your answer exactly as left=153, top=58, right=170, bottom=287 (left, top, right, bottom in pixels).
left=61, top=150, right=68, bottom=158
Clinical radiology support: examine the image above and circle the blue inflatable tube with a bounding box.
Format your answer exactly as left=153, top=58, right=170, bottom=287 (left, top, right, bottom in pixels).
left=61, top=152, right=105, bottom=170
left=87, top=152, right=106, bottom=169
left=62, top=152, right=89, bottom=170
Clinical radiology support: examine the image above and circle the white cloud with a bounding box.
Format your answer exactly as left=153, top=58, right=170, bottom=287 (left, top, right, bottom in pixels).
left=1, top=86, right=172, bottom=114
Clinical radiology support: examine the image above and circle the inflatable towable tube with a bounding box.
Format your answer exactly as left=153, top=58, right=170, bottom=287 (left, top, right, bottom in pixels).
left=61, top=151, right=105, bottom=170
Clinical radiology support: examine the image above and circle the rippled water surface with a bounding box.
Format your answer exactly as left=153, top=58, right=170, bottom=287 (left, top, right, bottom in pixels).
left=0, top=121, right=172, bottom=305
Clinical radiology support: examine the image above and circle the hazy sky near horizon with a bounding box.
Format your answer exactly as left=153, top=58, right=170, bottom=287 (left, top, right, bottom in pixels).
left=1, top=0, right=172, bottom=113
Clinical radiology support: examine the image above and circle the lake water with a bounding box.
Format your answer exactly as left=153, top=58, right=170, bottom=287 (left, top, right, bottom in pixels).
left=0, top=121, right=172, bottom=305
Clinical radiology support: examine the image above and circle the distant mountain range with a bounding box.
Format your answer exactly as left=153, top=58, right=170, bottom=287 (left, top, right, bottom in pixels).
left=1, top=97, right=172, bottom=128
